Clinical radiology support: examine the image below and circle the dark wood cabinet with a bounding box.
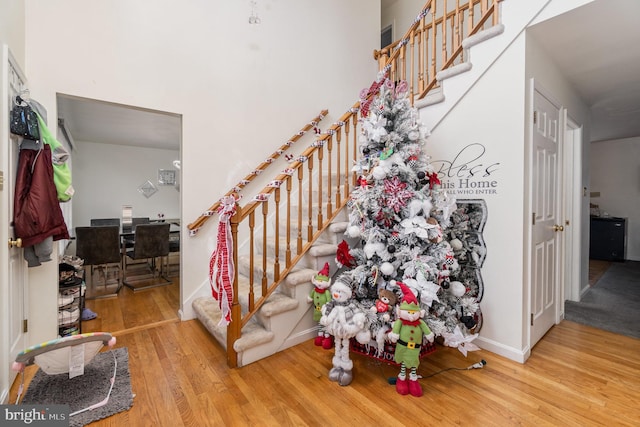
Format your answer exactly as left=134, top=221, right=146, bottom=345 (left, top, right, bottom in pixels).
left=589, top=217, right=627, bottom=261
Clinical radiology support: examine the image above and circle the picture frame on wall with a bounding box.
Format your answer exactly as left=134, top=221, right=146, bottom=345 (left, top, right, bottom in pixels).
left=158, top=169, right=177, bottom=186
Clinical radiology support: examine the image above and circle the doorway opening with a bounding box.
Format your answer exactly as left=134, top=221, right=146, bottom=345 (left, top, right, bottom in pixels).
left=381, top=24, right=393, bottom=49
left=56, top=94, right=182, bottom=334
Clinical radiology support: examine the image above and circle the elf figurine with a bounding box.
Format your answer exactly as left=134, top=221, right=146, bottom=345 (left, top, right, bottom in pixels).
left=308, top=262, right=333, bottom=349
left=388, top=282, right=434, bottom=397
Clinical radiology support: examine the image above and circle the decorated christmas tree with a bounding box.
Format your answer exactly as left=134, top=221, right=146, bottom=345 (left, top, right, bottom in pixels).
left=334, top=73, right=483, bottom=361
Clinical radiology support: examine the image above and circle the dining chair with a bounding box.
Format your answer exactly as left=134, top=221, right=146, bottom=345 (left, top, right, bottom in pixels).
left=122, top=217, right=150, bottom=248
left=90, top=218, right=120, bottom=227
left=123, top=223, right=171, bottom=291
left=165, top=234, right=180, bottom=277
left=75, top=226, right=122, bottom=298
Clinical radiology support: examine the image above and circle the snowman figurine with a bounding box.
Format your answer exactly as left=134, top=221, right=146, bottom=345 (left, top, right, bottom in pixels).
left=320, top=278, right=370, bottom=386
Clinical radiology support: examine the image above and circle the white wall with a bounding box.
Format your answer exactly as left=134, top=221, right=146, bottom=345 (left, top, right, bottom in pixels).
left=71, top=141, right=180, bottom=230
left=23, top=0, right=380, bottom=322
left=381, top=0, right=424, bottom=43
left=590, top=137, right=640, bottom=261
left=425, top=34, right=528, bottom=361
left=0, top=0, right=25, bottom=65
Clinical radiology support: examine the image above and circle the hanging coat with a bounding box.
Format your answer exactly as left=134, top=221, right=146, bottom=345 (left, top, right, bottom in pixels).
left=36, top=112, right=74, bottom=202
left=13, top=145, right=69, bottom=249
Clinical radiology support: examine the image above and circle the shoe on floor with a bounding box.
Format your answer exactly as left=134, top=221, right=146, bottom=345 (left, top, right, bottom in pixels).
left=82, top=308, right=97, bottom=321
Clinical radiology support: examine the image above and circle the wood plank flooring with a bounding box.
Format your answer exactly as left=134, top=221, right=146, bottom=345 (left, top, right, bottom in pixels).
left=9, top=280, right=640, bottom=426
left=589, top=259, right=611, bottom=286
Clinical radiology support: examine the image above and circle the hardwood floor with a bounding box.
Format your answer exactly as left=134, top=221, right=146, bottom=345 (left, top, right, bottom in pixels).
left=589, top=259, right=611, bottom=286
left=9, top=283, right=640, bottom=427
left=82, top=275, right=181, bottom=335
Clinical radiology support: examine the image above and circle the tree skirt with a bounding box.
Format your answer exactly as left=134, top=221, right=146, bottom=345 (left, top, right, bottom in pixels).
left=350, top=338, right=436, bottom=365
left=21, top=347, right=133, bottom=427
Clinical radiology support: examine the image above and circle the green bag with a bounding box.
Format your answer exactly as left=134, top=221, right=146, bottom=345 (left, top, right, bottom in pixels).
left=36, top=113, right=74, bottom=202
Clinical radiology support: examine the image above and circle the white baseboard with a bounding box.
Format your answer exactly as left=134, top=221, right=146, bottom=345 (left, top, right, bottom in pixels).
left=180, top=279, right=211, bottom=320
left=475, top=335, right=530, bottom=363
left=279, top=326, right=318, bottom=351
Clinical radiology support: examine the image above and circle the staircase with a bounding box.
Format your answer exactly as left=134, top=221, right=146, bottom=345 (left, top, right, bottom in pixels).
left=193, top=185, right=351, bottom=367
left=189, top=0, right=506, bottom=368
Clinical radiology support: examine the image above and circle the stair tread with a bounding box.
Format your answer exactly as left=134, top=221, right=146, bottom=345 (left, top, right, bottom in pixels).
left=285, top=268, right=318, bottom=286
left=260, top=292, right=299, bottom=317
left=308, top=243, right=337, bottom=257
left=192, top=296, right=275, bottom=352
left=329, top=221, right=348, bottom=233
left=234, top=322, right=274, bottom=352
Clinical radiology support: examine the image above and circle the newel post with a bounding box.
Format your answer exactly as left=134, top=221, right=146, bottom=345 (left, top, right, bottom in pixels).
left=226, top=203, right=242, bottom=368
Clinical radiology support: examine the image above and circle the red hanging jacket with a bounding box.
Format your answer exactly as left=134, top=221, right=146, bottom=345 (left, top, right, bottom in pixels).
left=13, top=145, right=69, bottom=247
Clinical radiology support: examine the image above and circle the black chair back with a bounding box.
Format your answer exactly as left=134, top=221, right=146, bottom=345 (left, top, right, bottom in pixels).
left=90, top=218, right=120, bottom=227
left=123, top=217, right=150, bottom=234
left=130, top=223, right=170, bottom=259
left=75, top=226, right=121, bottom=265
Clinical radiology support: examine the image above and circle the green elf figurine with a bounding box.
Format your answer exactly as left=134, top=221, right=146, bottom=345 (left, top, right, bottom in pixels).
left=388, top=282, right=434, bottom=397
left=308, top=262, right=333, bottom=349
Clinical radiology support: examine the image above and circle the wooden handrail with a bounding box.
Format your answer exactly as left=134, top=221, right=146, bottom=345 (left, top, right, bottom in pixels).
left=374, top=0, right=503, bottom=105
left=187, top=109, right=328, bottom=234
left=416, top=1, right=499, bottom=100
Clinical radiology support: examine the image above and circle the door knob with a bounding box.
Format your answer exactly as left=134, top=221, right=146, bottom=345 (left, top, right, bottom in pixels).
left=553, top=225, right=564, bottom=232
left=8, top=238, right=22, bottom=248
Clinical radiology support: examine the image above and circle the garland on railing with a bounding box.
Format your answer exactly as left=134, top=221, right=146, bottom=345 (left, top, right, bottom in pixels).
left=188, top=110, right=328, bottom=235
left=209, top=196, right=237, bottom=326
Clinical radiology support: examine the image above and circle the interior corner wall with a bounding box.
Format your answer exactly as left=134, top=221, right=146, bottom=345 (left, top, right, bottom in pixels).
left=23, top=0, right=380, bottom=322
left=421, top=35, right=528, bottom=362
left=590, top=137, right=640, bottom=261
left=71, top=141, right=180, bottom=231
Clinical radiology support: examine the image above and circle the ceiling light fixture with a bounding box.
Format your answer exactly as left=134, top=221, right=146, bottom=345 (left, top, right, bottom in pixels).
left=248, top=1, right=261, bottom=24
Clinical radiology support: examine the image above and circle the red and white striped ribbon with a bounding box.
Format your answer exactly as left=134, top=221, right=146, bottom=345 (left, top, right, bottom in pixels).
left=209, top=195, right=237, bottom=326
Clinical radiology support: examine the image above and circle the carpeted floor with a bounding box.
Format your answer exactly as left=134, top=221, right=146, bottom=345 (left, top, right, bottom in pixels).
left=565, top=261, right=640, bottom=339
left=21, top=347, right=133, bottom=427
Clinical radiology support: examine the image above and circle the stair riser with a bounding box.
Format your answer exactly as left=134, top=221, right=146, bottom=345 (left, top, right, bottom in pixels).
left=237, top=255, right=316, bottom=283
left=256, top=231, right=342, bottom=260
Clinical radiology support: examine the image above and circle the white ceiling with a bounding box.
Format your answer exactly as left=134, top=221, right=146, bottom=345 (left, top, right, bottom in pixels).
left=57, top=94, right=181, bottom=151
left=528, top=0, right=640, bottom=142
left=56, top=0, right=640, bottom=149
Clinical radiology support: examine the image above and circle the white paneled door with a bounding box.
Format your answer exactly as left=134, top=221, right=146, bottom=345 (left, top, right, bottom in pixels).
left=530, top=85, right=564, bottom=347
left=0, top=45, right=28, bottom=403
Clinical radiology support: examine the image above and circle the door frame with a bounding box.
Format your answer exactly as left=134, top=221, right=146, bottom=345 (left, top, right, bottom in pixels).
left=562, top=115, right=583, bottom=304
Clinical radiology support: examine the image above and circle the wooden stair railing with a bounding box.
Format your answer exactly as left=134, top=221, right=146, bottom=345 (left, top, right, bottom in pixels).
left=224, top=102, right=363, bottom=367
left=187, top=109, right=328, bottom=235
left=374, top=0, right=503, bottom=105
